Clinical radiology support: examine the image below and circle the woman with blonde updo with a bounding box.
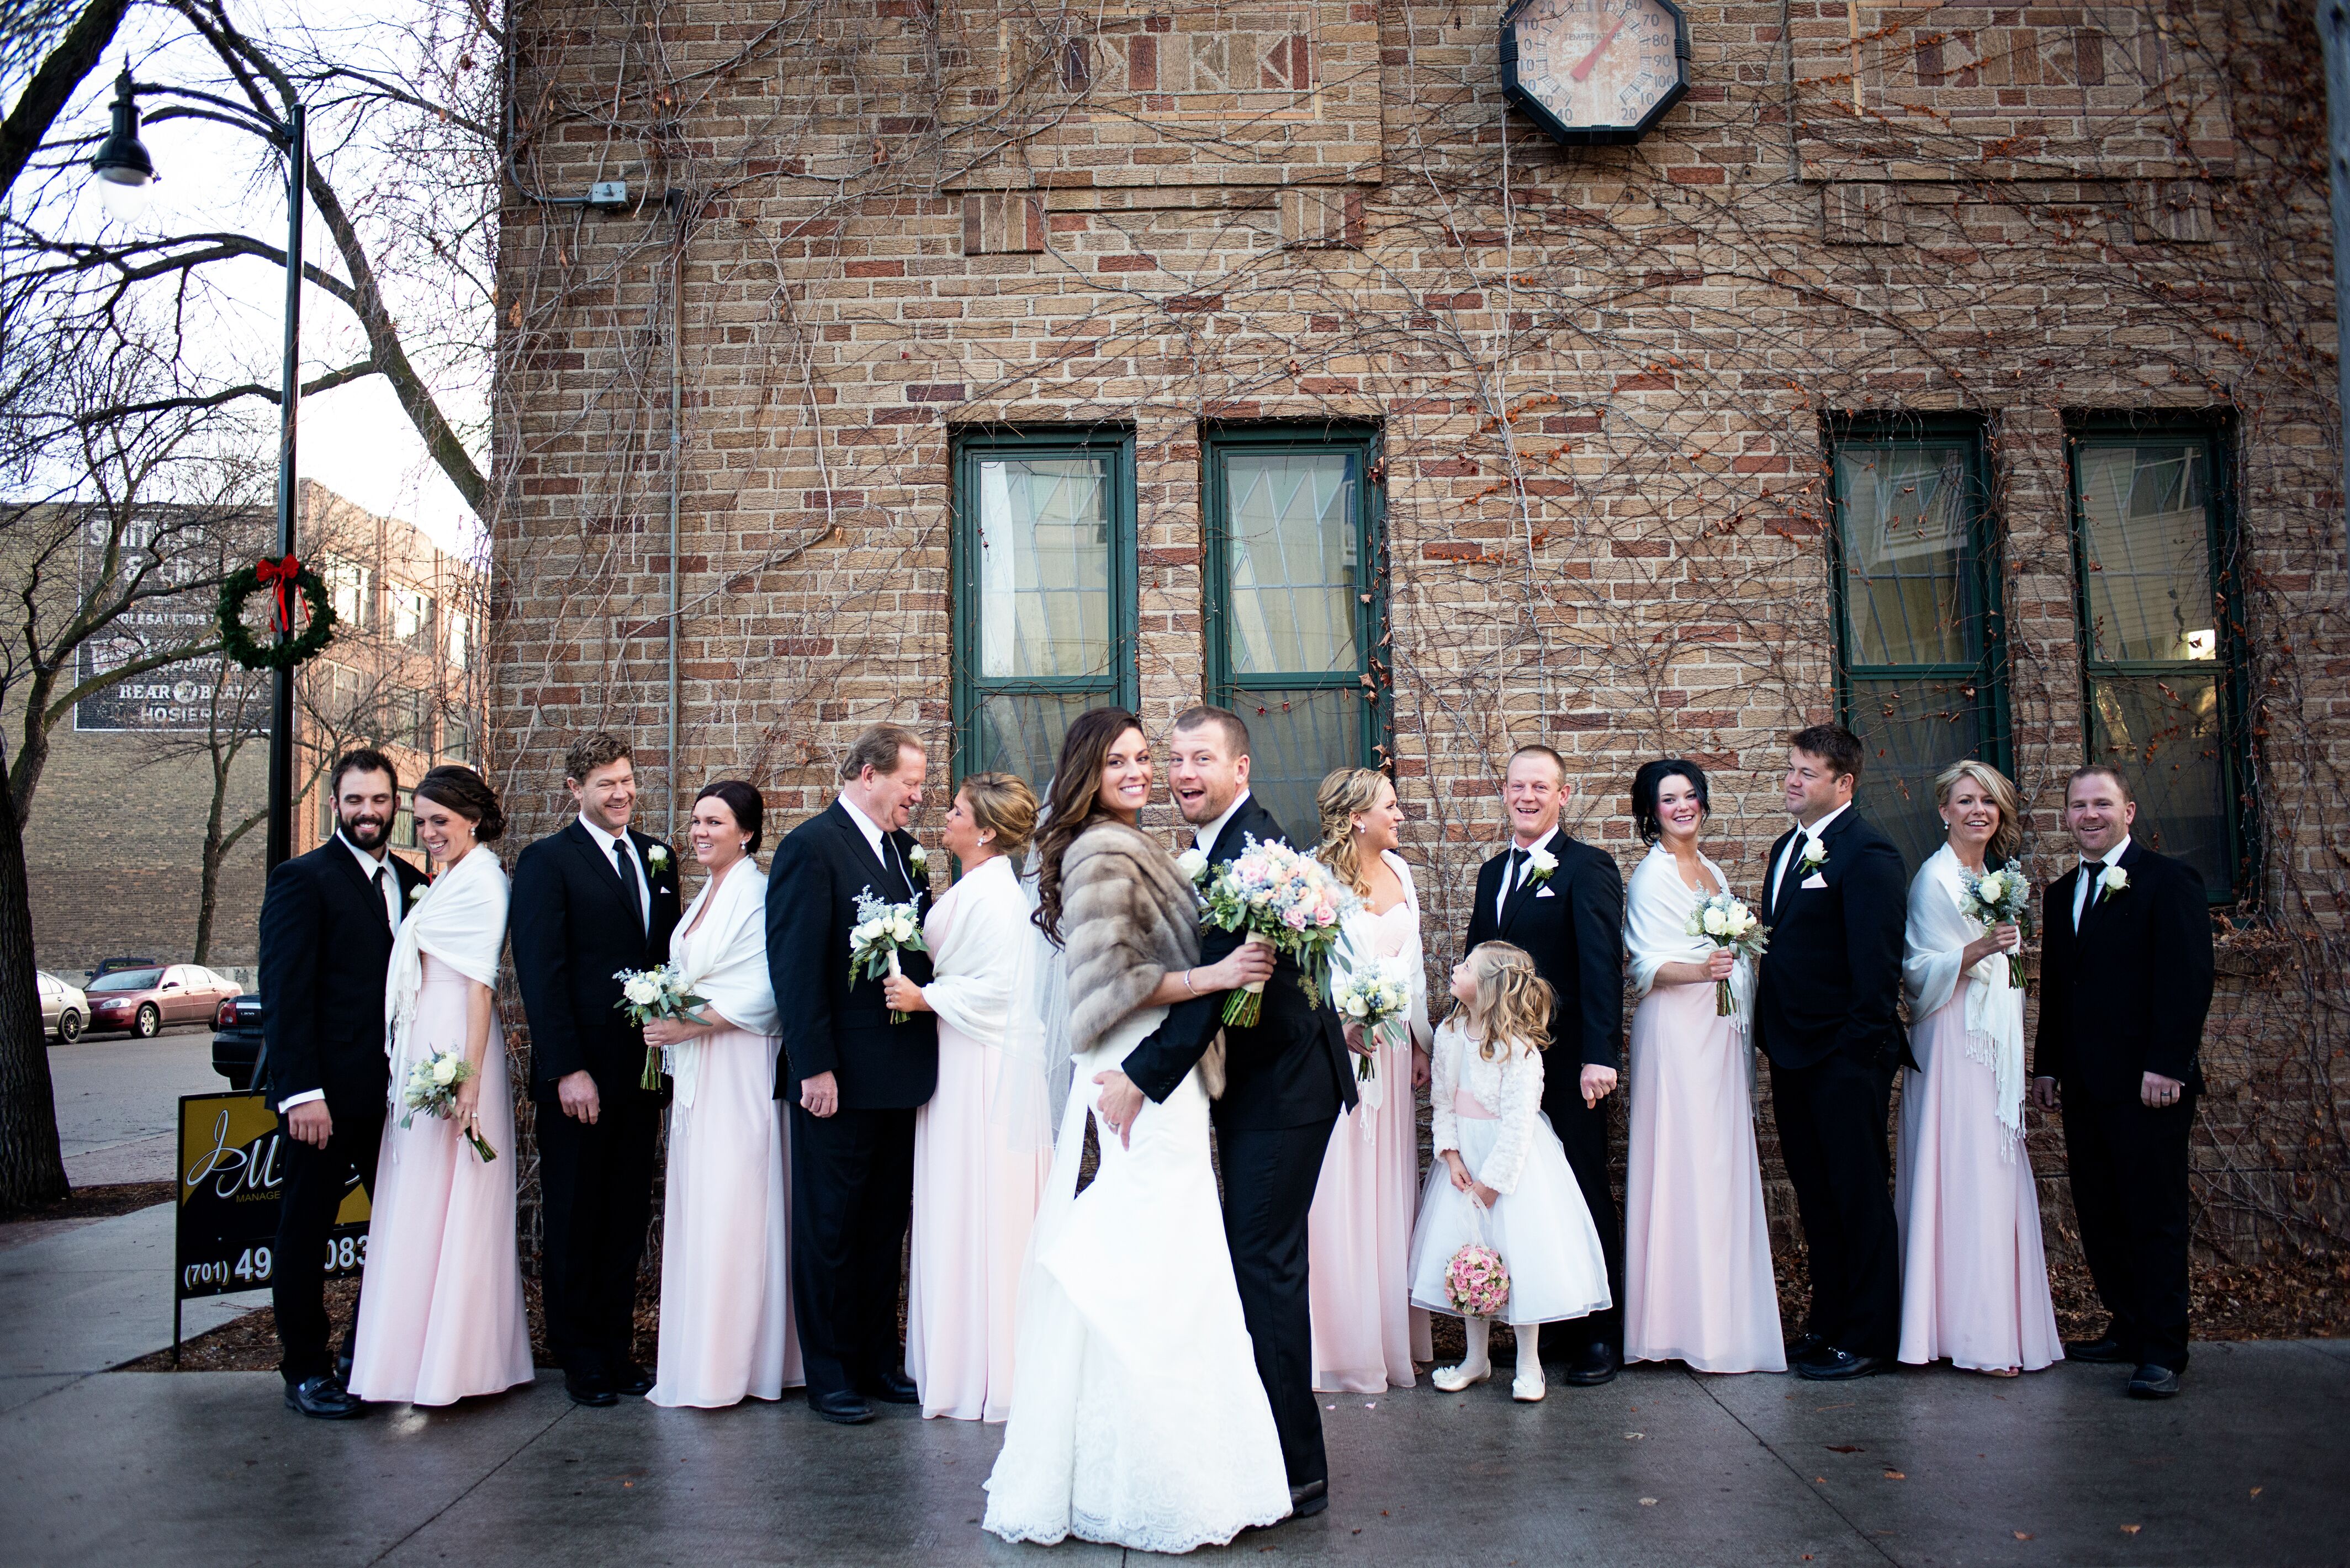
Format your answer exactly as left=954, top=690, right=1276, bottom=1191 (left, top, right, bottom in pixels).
left=885, top=771, right=1056, bottom=1421
left=1304, top=766, right=1432, bottom=1392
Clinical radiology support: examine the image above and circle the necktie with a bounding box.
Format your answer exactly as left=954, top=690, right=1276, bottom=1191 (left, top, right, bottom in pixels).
left=2074, top=858, right=2101, bottom=931
left=1501, top=848, right=1526, bottom=918
left=613, top=840, right=643, bottom=932
left=372, top=867, right=392, bottom=933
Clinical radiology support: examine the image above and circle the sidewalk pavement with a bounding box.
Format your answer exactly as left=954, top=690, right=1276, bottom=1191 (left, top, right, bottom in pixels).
left=1, top=1336, right=2343, bottom=1565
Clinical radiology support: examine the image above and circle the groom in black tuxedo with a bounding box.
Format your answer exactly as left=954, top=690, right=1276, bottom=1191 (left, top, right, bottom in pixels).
left=1753, top=724, right=1909, bottom=1381
left=2033, top=765, right=2214, bottom=1399
left=510, top=732, right=682, bottom=1406
left=1102, top=705, right=1354, bottom=1518
left=1463, top=742, right=1627, bottom=1386
left=765, top=723, right=938, bottom=1425
left=258, top=749, right=427, bottom=1418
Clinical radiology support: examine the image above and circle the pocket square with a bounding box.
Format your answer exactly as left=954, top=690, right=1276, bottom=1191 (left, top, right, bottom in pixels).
left=1801, top=872, right=1828, bottom=890
left=1535, top=886, right=1556, bottom=898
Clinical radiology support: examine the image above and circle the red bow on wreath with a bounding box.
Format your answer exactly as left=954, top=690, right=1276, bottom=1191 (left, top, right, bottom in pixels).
left=253, top=554, right=304, bottom=633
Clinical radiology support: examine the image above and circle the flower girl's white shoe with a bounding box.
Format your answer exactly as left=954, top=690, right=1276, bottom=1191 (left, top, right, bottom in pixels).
left=1433, top=1360, right=1491, bottom=1393
left=1512, top=1365, right=1547, bottom=1402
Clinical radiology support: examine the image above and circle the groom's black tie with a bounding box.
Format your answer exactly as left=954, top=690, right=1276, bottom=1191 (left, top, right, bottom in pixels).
left=1501, top=847, right=1527, bottom=919
left=612, top=839, right=645, bottom=936
left=372, top=867, right=391, bottom=934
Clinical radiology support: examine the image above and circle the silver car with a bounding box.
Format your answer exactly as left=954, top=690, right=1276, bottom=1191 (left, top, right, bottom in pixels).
left=37, top=971, right=87, bottom=1043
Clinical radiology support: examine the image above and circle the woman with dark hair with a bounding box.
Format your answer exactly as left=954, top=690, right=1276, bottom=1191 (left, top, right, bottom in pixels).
left=347, top=766, right=533, bottom=1406
left=985, top=709, right=1293, bottom=1551
left=645, top=780, right=806, bottom=1407
left=1618, top=758, right=1786, bottom=1375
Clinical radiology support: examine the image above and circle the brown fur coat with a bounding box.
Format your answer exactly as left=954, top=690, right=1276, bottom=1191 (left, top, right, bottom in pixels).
left=1059, top=819, right=1222, bottom=1095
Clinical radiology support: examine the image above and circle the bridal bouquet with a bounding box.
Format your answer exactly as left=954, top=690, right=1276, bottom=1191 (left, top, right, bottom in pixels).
left=399, top=1046, right=495, bottom=1162
left=1958, top=860, right=2031, bottom=989
left=1684, top=890, right=1769, bottom=1016
left=848, top=886, right=927, bottom=1024
left=1332, top=955, right=1414, bottom=1083
left=1194, top=835, right=1358, bottom=1028
left=614, top=962, right=709, bottom=1089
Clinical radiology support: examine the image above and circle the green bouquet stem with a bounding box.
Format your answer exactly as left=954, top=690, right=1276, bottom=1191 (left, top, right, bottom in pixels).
left=1715, top=977, right=1734, bottom=1016
left=641, top=1043, right=664, bottom=1092
left=464, top=1127, right=497, bottom=1162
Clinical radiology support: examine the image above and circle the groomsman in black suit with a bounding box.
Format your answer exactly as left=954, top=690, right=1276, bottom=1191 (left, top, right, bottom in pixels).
left=2032, top=765, right=2214, bottom=1399
left=258, top=749, right=428, bottom=1418
left=1463, top=743, right=1627, bottom=1387
left=510, top=732, right=682, bottom=1406
left=1102, top=706, right=1354, bottom=1517
left=765, top=723, right=937, bottom=1425
left=1753, top=724, right=1909, bottom=1381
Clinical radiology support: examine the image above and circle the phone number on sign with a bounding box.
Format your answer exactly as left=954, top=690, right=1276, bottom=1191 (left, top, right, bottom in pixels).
left=181, top=1232, right=367, bottom=1295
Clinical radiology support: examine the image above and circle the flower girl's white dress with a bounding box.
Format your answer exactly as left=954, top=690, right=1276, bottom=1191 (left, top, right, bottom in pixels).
left=1405, top=1020, right=1612, bottom=1327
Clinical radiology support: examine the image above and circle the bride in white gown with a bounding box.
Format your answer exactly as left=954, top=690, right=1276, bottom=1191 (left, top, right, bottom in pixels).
left=983, top=708, right=1294, bottom=1553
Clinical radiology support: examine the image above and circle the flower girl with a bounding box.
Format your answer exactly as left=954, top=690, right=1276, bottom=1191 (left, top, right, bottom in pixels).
left=1406, top=941, right=1612, bottom=1402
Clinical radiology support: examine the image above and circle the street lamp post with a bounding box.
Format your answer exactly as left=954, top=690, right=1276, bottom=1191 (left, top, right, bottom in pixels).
left=90, top=72, right=309, bottom=870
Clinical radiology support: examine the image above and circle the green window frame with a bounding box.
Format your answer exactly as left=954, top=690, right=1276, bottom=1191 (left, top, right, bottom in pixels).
left=950, top=428, right=1138, bottom=792
left=2066, top=415, right=2250, bottom=904
left=1827, top=416, right=2010, bottom=872
left=1202, top=426, right=1388, bottom=841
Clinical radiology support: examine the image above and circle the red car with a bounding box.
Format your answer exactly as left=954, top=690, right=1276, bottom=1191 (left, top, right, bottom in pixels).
left=82, top=964, right=242, bottom=1039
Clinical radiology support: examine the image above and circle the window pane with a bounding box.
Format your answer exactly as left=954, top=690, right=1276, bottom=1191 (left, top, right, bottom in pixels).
left=1848, top=676, right=1998, bottom=872
left=1230, top=687, right=1359, bottom=847
left=970, top=691, right=1104, bottom=797
left=976, top=457, right=1113, bottom=680
left=1223, top=454, right=1358, bottom=676
left=2077, top=443, right=2217, bottom=664
left=2089, top=673, right=2233, bottom=897
left=1836, top=445, right=1977, bottom=668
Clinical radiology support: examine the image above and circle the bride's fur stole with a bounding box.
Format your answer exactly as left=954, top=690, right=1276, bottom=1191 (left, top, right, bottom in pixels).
left=1059, top=818, right=1224, bottom=1096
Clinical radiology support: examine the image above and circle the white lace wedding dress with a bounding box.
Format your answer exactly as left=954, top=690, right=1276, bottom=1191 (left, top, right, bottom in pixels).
left=982, top=1002, right=1294, bottom=1551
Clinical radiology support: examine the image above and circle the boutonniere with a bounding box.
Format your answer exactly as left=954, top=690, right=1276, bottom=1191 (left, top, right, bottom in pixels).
left=1526, top=846, right=1559, bottom=885
left=407, top=882, right=427, bottom=905
left=1176, top=846, right=1210, bottom=884
left=1799, top=838, right=1829, bottom=872
left=2096, top=864, right=2129, bottom=903
left=645, top=844, right=670, bottom=871
left=907, top=843, right=929, bottom=880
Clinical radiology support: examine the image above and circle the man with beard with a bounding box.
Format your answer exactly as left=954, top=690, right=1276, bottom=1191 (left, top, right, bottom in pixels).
left=258, top=749, right=429, bottom=1417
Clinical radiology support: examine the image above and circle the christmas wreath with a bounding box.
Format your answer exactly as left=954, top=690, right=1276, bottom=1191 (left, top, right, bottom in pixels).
left=218, top=555, right=337, bottom=671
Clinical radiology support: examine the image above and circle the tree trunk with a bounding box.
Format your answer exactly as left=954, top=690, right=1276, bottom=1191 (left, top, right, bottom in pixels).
left=0, top=738, right=68, bottom=1211
left=0, top=0, right=133, bottom=202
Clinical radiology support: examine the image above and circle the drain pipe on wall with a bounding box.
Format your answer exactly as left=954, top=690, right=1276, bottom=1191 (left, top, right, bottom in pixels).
left=665, top=189, right=685, bottom=840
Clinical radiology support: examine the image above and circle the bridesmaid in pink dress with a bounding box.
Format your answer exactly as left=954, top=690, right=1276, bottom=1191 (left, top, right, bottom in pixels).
left=348, top=767, right=534, bottom=1407
left=886, top=772, right=1052, bottom=1422
left=645, top=781, right=803, bottom=1407
left=1306, top=767, right=1433, bottom=1393
left=1620, top=760, right=1786, bottom=1375
left=1896, top=760, right=2061, bottom=1376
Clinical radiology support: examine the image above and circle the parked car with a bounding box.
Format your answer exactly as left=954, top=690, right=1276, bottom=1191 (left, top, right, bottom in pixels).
left=89, top=956, right=160, bottom=978
left=82, top=963, right=241, bottom=1038
left=211, top=994, right=264, bottom=1091
left=37, top=971, right=87, bottom=1043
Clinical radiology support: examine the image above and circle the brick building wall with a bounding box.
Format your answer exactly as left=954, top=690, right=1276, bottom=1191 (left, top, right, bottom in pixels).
left=492, top=2, right=2346, bottom=1291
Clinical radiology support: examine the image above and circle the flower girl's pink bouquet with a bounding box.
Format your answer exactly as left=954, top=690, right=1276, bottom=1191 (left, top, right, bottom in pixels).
left=1444, top=1238, right=1510, bottom=1318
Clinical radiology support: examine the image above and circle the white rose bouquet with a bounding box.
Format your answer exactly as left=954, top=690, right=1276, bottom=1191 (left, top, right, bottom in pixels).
left=1684, top=889, right=1770, bottom=1016
left=1194, top=835, right=1359, bottom=1027
left=613, top=962, right=710, bottom=1088
left=1958, top=860, right=2032, bottom=989
left=848, top=885, right=928, bottom=1024
left=399, top=1046, right=495, bottom=1161
left=1331, top=955, right=1414, bottom=1083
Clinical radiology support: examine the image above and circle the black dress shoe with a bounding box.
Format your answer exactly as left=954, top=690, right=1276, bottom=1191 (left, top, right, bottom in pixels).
left=2065, top=1335, right=2132, bottom=1364
left=2127, top=1364, right=2182, bottom=1399
left=284, top=1375, right=365, bottom=1419
left=565, top=1371, right=618, bottom=1408
left=1795, top=1349, right=1887, bottom=1381
left=1288, top=1480, right=1329, bottom=1518
left=860, top=1369, right=919, bottom=1405
left=615, top=1363, right=655, bottom=1397
left=1562, top=1342, right=1619, bottom=1386
left=810, top=1389, right=875, bottom=1425
left=1786, top=1333, right=1827, bottom=1363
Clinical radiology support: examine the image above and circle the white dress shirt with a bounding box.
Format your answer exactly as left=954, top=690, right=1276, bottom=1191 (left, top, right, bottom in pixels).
left=838, top=791, right=912, bottom=893
left=2071, top=834, right=2133, bottom=931
left=580, top=813, right=649, bottom=928
left=280, top=833, right=404, bottom=1113
left=1495, top=823, right=1560, bottom=923
left=1771, top=801, right=1852, bottom=910
left=1193, top=788, right=1251, bottom=854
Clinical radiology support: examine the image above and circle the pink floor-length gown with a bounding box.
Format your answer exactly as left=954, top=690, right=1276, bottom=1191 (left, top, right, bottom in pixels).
left=908, top=874, right=1053, bottom=1421
left=648, top=1025, right=802, bottom=1406
left=347, top=956, right=533, bottom=1406
left=1896, top=981, right=2063, bottom=1373
left=1623, top=979, right=1786, bottom=1373
left=1306, top=896, right=1431, bottom=1392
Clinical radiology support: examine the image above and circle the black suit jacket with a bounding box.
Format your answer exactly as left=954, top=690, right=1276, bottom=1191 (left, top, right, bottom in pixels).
left=2035, top=839, right=2213, bottom=1104
left=763, top=801, right=938, bottom=1110
left=257, top=836, right=429, bottom=1118
left=1753, top=806, right=1908, bottom=1071
left=1464, top=827, right=1624, bottom=1102
left=509, top=819, right=683, bottom=1101
left=1121, top=795, right=1356, bottom=1132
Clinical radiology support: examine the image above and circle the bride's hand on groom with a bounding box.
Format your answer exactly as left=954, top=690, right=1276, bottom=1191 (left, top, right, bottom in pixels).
left=1093, top=1069, right=1145, bottom=1147
left=881, top=974, right=930, bottom=1014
